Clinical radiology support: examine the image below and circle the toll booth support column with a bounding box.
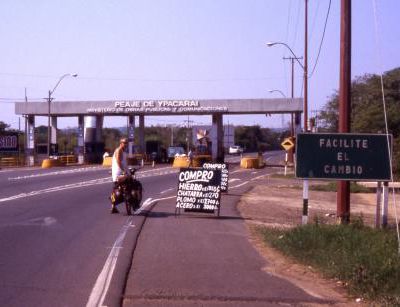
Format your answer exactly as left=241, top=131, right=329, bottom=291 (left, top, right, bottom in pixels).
left=77, top=115, right=84, bottom=164
left=295, top=112, right=302, bottom=134
left=84, top=115, right=104, bottom=164
left=128, top=115, right=135, bottom=156
left=138, top=115, right=145, bottom=155
left=50, top=116, right=58, bottom=156
left=212, top=114, right=224, bottom=162
left=95, top=115, right=103, bottom=143
left=25, top=115, right=35, bottom=166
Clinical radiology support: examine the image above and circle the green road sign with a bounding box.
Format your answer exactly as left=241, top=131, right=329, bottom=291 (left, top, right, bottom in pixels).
left=296, top=133, right=392, bottom=181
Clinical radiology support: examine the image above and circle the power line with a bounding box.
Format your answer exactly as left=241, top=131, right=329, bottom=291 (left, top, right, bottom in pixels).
left=309, top=0, right=332, bottom=78
left=0, top=72, right=288, bottom=83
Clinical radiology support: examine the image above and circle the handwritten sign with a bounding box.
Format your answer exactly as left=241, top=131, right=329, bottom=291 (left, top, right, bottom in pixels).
left=296, top=133, right=392, bottom=181
left=176, top=168, right=221, bottom=212
left=203, top=163, right=228, bottom=192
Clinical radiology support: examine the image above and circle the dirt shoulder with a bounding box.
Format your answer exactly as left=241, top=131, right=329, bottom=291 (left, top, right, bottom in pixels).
left=236, top=175, right=389, bottom=306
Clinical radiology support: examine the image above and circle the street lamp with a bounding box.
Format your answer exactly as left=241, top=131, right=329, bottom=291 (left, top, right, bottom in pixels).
left=268, top=89, right=294, bottom=133
left=266, top=41, right=308, bottom=131
left=47, top=73, right=78, bottom=157
left=268, top=89, right=287, bottom=98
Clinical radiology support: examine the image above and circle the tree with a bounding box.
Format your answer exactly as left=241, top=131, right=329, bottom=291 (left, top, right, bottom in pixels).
left=234, top=125, right=290, bottom=152
left=0, top=121, right=10, bottom=132
left=318, top=67, right=400, bottom=177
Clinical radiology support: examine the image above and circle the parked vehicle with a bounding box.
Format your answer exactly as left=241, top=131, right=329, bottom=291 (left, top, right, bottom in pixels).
left=228, top=145, right=243, bottom=155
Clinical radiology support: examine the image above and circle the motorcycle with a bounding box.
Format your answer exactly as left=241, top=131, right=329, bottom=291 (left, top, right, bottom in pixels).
left=110, top=167, right=143, bottom=215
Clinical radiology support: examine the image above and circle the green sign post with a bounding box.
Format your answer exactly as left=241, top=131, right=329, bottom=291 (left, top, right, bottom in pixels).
left=296, top=133, right=392, bottom=181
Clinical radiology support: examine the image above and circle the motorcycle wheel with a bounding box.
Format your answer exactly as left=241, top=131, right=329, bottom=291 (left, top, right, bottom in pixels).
left=132, top=188, right=142, bottom=211
left=125, top=200, right=132, bottom=216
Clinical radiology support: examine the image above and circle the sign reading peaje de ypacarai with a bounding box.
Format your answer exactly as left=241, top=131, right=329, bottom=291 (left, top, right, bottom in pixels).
left=296, top=133, right=392, bottom=181
left=86, top=100, right=228, bottom=114
left=176, top=168, right=222, bottom=212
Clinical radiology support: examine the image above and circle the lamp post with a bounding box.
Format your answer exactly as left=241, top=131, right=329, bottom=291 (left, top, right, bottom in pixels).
left=268, top=89, right=286, bottom=98
left=266, top=42, right=308, bottom=132
left=268, top=89, right=294, bottom=135
left=47, top=73, right=78, bottom=157
left=268, top=88, right=295, bottom=165
left=267, top=40, right=309, bottom=225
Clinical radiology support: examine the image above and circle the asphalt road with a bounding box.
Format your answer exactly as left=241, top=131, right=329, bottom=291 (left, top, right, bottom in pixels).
left=0, top=164, right=177, bottom=307
left=123, top=159, right=331, bottom=306
left=0, top=151, right=323, bottom=307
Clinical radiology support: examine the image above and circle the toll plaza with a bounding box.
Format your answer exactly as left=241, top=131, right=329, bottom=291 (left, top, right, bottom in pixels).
left=15, top=98, right=303, bottom=166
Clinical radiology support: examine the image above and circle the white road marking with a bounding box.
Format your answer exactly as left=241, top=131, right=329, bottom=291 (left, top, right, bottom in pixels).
left=0, top=167, right=179, bottom=204
left=7, top=216, right=58, bottom=227
left=8, top=166, right=104, bottom=181
left=0, top=177, right=111, bottom=204
left=160, top=187, right=174, bottom=194
left=228, top=178, right=240, bottom=183
left=230, top=181, right=249, bottom=189
left=87, top=195, right=175, bottom=307
left=251, top=175, right=266, bottom=181
left=135, top=196, right=175, bottom=215
left=86, top=217, right=134, bottom=307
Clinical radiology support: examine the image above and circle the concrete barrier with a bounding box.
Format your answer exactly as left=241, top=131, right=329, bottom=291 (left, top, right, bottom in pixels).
left=42, top=158, right=63, bottom=168
left=102, top=156, right=112, bottom=167
left=172, top=155, right=213, bottom=168
left=240, top=157, right=261, bottom=169
left=172, top=156, right=190, bottom=168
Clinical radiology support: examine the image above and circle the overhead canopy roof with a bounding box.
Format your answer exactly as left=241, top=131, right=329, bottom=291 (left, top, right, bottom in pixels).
left=15, top=98, right=303, bottom=116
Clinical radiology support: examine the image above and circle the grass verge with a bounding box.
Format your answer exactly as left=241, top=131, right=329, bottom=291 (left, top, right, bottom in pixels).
left=257, top=220, right=400, bottom=305
left=270, top=174, right=373, bottom=193
left=310, top=182, right=372, bottom=193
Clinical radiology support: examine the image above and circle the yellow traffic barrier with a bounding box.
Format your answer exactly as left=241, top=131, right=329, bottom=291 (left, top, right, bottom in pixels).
left=240, top=157, right=261, bottom=169
left=172, top=155, right=213, bottom=168
left=172, top=156, right=190, bottom=168
left=102, top=156, right=112, bottom=167
left=42, top=158, right=63, bottom=168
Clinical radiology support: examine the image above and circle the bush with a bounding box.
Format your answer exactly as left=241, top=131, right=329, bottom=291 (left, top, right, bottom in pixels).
left=259, top=222, right=400, bottom=304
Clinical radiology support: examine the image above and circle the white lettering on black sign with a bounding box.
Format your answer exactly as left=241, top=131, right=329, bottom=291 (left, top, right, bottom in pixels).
left=318, top=137, right=369, bottom=176
left=203, top=163, right=229, bottom=192
left=176, top=168, right=221, bottom=212
left=0, top=135, right=18, bottom=152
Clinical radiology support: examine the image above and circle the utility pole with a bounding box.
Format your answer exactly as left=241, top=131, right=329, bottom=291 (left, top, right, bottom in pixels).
left=283, top=56, right=303, bottom=164
left=301, top=0, right=309, bottom=225
left=304, top=0, right=308, bottom=131
left=337, top=0, right=352, bottom=224
left=47, top=90, right=53, bottom=157
left=184, top=116, right=193, bottom=153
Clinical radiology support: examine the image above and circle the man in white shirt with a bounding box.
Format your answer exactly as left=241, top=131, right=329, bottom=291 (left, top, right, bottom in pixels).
left=110, top=138, right=128, bottom=213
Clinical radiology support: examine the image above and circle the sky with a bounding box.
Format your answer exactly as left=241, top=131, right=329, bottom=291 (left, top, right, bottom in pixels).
left=0, top=0, right=399, bottom=130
